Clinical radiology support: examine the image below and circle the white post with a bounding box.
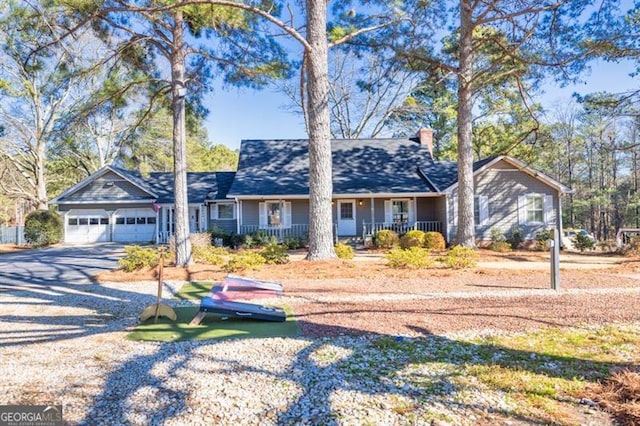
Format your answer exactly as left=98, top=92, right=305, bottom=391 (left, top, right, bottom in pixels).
left=549, top=228, right=560, bottom=290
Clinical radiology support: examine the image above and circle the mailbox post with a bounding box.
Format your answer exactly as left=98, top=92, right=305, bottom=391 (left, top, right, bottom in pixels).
left=548, top=228, right=560, bottom=290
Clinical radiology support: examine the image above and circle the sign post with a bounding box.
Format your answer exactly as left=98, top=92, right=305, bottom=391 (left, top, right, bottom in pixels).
left=548, top=228, right=560, bottom=290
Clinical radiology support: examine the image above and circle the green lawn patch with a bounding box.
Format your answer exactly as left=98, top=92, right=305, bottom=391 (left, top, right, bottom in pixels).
left=174, top=281, right=215, bottom=301
left=128, top=306, right=298, bottom=342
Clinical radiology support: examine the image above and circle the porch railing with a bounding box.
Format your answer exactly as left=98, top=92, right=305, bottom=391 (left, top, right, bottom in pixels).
left=239, top=224, right=309, bottom=240
left=362, top=221, right=441, bottom=238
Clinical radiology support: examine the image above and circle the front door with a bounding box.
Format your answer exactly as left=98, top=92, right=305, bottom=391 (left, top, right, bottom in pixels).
left=337, top=200, right=356, bottom=236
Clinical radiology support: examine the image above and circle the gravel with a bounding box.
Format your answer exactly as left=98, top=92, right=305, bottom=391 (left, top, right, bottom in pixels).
left=1, top=276, right=634, bottom=424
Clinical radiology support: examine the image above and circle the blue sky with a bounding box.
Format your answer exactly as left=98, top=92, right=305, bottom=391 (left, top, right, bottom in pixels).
left=204, top=58, right=639, bottom=151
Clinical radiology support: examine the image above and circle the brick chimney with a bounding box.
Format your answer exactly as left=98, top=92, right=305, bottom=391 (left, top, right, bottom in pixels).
left=417, top=127, right=434, bottom=157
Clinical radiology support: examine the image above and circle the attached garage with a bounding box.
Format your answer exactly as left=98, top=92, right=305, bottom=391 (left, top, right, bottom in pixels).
left=65, top=210, right=110, bottom=244
left=113, top=208, right=157, bottom=243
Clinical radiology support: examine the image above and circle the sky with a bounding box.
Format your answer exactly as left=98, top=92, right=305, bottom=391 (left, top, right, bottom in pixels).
left=203, top=58, right=639, bottom=151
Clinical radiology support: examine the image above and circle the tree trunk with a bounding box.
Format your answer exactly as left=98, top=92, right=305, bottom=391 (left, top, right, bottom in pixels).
left=305, top=0, right=336, bottom=260
left=35, top=139, right=48, bottom=210
left=456, top=0, right=476, bottom=248
left=171, top=9, right=192, bottom=267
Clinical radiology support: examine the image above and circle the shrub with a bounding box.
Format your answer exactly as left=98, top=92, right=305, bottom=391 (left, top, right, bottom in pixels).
left=260, top=243, right=290, bottom=264
left=190, top=232, right=211, bottom=248
left=208, top=226, right=230, bottom=246
left=222, top=250, right=266, bottom=272
left=508, top=227, right=524, bottom=250
left=385, top=247, right=433, bottom=269
left=192, top=245, right=227, bottom=266
left=118, top=245, right=160, bottom=272
left=229, top=233, right=246, bottom=249
left=375, top=229, right=400, bottom=249
left=438, top=246, right=478, bottom=269
left=489, top=241, right=512, bottom=253
left=247, top=230, right=277, bottom=248
left=400, top=230, right=426, bottom=249
left=24, top=210, right=63, bottom=247
left=334, top=242, right=355, bottom=259
left=490, top=228, right=507, bottom=243
left=423, top=232, right=446, bottom=250
left=284, top=236, right=305, bottom=249
left=574, top=232, right=596, bottom=252
left=534, top=229, right=552, bottom=251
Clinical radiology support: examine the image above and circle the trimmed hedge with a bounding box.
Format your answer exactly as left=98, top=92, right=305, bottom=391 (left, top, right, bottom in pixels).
left=375, top=229, right=400, bottom=249
left=423, top=232, right=446, bottom=250
left=400, top=230, right=425, bottom=249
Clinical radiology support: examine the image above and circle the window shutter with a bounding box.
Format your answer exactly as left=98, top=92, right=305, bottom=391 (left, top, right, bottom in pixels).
left=199, top=205, right=206, bottom=231
left=284, top=202, right=292, bottom=228
left=544, top=195, right=554, bottom=225
left=259, top=202, right=267, bottom=228
left=479, top=195, right=489, bottom=226
left=408, top=200, right=415, bottom=224
left=518, top=195, right=527, bottom=225
left=384, top=200, right=392, bottom=223
left=211, top=204, right=218, bottom=220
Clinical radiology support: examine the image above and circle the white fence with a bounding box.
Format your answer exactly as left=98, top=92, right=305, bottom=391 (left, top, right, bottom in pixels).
left=0, top=226, right=25, bottom=245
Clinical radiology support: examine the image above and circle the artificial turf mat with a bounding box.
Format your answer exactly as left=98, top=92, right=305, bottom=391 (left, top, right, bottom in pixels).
left=128, top=306, right=298, bottom=342
left=174, top=281, right=214, bottom=301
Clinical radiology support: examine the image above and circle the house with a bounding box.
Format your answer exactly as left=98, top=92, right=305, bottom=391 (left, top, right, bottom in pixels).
left=50, top=167, right=235, bottom=244
left=50, top=129, right=570, bottom=245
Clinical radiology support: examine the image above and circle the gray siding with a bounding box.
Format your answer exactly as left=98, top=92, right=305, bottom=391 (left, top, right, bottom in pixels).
left=60, top=171, right=152, bottom=202
left=448, top=159, right=561, bottom=242
left=210, top=219, right=237, bottom=234
left=240, top=199, right=309, bottom=226
left=58, top=202, right=153, bottom=213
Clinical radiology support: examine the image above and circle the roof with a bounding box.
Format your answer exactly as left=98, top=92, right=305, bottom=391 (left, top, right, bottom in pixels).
left=124, top=170, right=220, bottom=204
left=228, top=138, right=440, bottom=197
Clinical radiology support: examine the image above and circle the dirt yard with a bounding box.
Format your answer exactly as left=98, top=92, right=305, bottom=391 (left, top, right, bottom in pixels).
left=97, top=249, right=640, bottom=338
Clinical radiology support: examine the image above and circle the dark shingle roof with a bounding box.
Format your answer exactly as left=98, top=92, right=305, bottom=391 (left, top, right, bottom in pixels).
left=113, top=168, right=221, bottom=204
left=228, top=138, right=443, bottom=196
left=418, top=156, right=498, bottom=192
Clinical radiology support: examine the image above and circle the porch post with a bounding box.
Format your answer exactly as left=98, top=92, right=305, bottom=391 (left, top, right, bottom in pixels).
left=279, top=199, right=283, bottom=241
left=413, top=196, right=417, bottom=229
left=236, top=199, right=241, bottom=234
left=154, top=208, right=159, bottom=244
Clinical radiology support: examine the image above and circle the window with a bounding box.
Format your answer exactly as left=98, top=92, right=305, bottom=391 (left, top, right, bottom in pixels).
left=392, top=200, right=409, bottom=223
left=89, top=218, right=99, bottom=225
left=126, top=217, right=135, bottom=225
left=340, top=202, right=353, bottom=220
left=217, top=204, right=234, bottom=220
left=115, top=217, right=125, bottom=225
left=79, top=218, right=88, bottom=225
left=526, top=195, right=544, bottom=223
left=100, top=218, right=109, bottom=225
left=474, top=195, right=489, bottom=226
left=136, top=217, right=146, bottom=224
left=147, top=217, right=156, bottom=225
left=266, top=202, right=281, bottom=226
left=68, top=218, right=78, bottom=226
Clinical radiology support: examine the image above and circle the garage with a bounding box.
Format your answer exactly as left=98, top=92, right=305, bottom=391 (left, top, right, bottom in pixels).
left=65, top=210, right=110, bottom=244
left=113, top=208, right=157, bottom=243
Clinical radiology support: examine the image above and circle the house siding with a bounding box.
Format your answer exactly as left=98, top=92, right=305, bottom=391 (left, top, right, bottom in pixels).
left=58, top=202, right=154, bottom=213
left=448, top=159, right=560, bottom=242
left=60, top=171, right=152, bottom=202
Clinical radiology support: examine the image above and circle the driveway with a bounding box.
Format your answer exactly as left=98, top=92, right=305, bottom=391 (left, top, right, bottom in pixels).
left=0, top=244, right=124, bottom=288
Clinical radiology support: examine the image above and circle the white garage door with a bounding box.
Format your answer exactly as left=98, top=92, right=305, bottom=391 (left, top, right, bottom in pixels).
left=113, top=208, right=156, bottom=243
left=65, top=210, right=110, bottom=244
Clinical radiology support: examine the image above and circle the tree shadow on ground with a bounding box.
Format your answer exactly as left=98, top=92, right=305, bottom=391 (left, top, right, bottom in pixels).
left=75, top=313, right=635, bottom=425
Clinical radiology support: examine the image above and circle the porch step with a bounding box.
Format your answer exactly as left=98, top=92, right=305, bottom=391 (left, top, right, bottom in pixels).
left=337, top=236, right=362, bottom=247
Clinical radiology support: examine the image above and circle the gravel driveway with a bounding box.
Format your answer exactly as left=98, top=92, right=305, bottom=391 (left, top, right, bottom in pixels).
left=1, top=246, right=636, bottom=425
